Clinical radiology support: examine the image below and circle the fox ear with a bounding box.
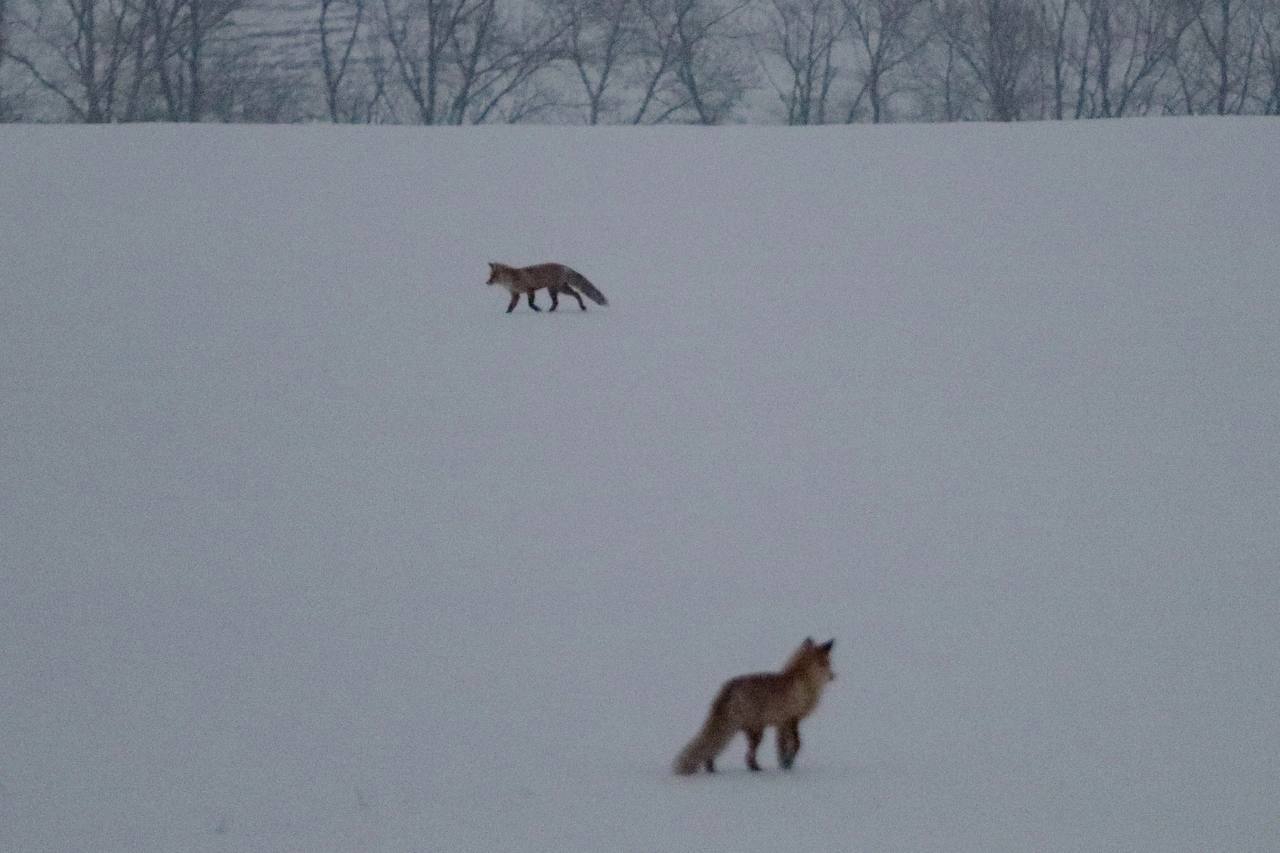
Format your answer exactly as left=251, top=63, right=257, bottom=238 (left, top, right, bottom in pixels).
left=802, top=637, right=815, bottom=649
left=818, top=639, right=834, bottom=654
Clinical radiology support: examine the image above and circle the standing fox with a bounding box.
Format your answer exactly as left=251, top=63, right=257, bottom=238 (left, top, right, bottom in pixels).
left=674, top=638, right=836, bottom=775
left=485, top=262, right=608, bottom=313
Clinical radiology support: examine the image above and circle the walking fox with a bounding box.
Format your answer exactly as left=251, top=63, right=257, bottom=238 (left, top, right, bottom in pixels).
left=674, top=638, right=836, bottom=775
left=485, top=262, right=608, bottom=313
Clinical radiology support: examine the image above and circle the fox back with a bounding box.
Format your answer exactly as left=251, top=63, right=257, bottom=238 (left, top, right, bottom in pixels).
left=486, top=262, right=565, bottom=292
left=713, top=640, right=835, bottom=729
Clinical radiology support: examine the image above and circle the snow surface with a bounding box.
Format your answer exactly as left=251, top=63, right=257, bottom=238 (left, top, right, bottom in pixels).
left=2, top=120, right=1279, bottom=852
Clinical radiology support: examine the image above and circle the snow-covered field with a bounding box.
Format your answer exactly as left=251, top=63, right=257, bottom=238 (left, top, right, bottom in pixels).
left=3, top=120, right=1278, bottom=851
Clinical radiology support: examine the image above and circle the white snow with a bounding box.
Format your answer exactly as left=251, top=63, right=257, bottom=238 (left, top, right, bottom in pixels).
left=2, top=119, right=1279, bottom=851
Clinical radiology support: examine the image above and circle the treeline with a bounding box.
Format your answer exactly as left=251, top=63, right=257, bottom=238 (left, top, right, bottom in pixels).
left=2, top=0, right=1278, bottom=123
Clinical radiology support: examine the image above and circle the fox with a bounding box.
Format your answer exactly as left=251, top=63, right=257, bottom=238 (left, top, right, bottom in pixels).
left=485, top=262, right=608, bottom=313
left=674, top=637, right=836, bottom=775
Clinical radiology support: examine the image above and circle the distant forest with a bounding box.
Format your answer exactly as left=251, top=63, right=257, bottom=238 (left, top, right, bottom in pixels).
left=2, top=0, right=1278, bottom=123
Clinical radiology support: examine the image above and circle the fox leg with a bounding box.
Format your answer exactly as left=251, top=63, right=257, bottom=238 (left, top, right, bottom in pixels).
left=562, top=286, right=587, bottom=310
left=548, top=288, right=559, bottom=311
left=745, top=729, right=764, bottom=771
left=777, top=725, right=792, bottom=769
left=778, top=720, right=801, bottom=769
left=526, top=292, right=541, bottom=311
left=506, top=293, right=519, bottom=313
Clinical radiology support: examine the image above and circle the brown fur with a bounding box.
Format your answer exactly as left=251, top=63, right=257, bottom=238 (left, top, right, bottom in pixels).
left=486, top=262, right=608, bottom=313
left=673, top=638, right=836, bottom=775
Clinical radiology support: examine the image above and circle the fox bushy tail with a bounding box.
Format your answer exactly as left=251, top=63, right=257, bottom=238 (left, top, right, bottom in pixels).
left=674, top=695, right=735, bottom=775
left=568, top=270, right=608, bottom=306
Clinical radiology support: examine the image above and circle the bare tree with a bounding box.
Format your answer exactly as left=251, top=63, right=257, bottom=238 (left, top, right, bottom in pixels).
left=203, top=30, right=313, bottom=123
left=1256, top=0, right=1280, bottom=112
left=319, top=0, right=366, bottom=121
left=151, top=0, right=244, bottom=120
left=1190, top=0, right=1256, bottom=113
left=1036, top=0, right=1081, bottom=118
left=1073, top=0, right=1194, bottom=116
left=187, top=0, right=203, bottom=117
left=2, top=0, right=149, bottom=121
left=378, top=0, right=561, bottom=124
left=447, top=0, right=564, bottom=123
left=138, top=0, right=244, bottom=121
left=909, top=19, right=982, bottom=119
left=679, top=0, right=754, bottom=122
left=629, top=0, right=752, bottom=123
left=361, top=30, right=398, bottom=120
left=758, top=0, right=846, bottom=124
left=0, top=0, right=11, bottom=118
left=378, top=0, right=459, bottom=123
left=0, top=0, right=30, bottom=120
left=556, top=0, right=637, bottom=123
left=934, top=0, right=1044, bottom=120
left=628, top=0, right=683, bottom=121
left=4, top=0, right=1279, bottom=121
left=844, top=0, right=928, bottom=121
left=143, top=0, right=180, bottom=119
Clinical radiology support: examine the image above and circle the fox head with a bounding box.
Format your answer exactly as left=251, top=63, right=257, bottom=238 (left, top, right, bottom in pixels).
left=789, top=637, right=836, bottom=683
left=486, top=262, right=507, bottom=285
